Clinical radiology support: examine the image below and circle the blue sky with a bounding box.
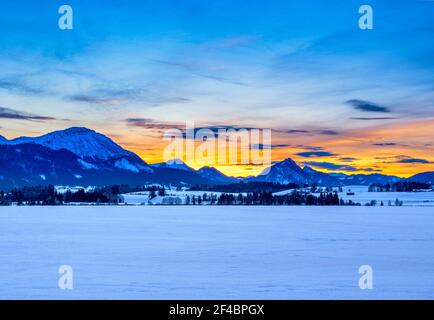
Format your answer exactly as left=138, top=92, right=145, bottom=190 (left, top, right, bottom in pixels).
left=0, top=0, right=434, bottom=175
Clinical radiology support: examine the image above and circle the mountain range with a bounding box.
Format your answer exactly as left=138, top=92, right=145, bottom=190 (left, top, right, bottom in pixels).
left=0, top=127, right=431, bottom=189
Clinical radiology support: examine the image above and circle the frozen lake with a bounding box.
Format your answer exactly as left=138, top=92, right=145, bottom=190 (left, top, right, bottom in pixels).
left=1, top=206, right=434, bottom=299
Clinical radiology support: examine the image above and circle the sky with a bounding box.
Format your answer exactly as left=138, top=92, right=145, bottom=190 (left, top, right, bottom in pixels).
left=0, top=0, right=434, bottom=177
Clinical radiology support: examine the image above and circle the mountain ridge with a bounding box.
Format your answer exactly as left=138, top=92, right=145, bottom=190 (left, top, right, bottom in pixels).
left=0, top=127, right=430, bottom=188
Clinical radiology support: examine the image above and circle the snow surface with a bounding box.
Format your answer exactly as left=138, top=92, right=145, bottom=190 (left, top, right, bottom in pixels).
left=274, top=185, right=434, bottom=207
left=114, top=158, right=140, bottom=173
left=123, top=190, right=227, bottom=205
left=339, top=185, right=434, bottom=206
left=1, top=206, right=434, bottom=299
left=77, top=159, right=98, bottom=170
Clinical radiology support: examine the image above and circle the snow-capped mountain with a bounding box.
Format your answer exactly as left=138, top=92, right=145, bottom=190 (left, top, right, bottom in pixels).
left=0, top=127, right=134, bottom=161
left=0, top=127, right=154, bottom=175
left=151, top=159, right=195, bottom=172
left=0, top=127, right=221, bottom=188
left=252, top=158, right=402, bottom=186
left=196, top=166, right=239, bottom=184
left=254, top=158, right=310, bottom=185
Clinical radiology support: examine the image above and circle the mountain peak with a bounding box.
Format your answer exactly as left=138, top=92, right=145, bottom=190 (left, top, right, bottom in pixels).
left=281, top=158, right=298, bottom=166
left=197, top=166, right=238, bottom=183
left=256, top=157, right=309, bottom=184
left=151, top=159, right=194, bottom=172
left=61, top=127, right=96, bottom=135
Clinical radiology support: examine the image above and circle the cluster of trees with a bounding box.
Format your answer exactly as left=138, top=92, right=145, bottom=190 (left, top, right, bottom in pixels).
left=185, top=193, right=218, bottom=205
left=365, top=199, right=403, bottom=206
left=0, top=185, right=123, bottom=206
left=369, top=181, right=431, bottom=192
left=184, top=191, right=343, bottom=206
left=148, top=186, right=167, bottom=198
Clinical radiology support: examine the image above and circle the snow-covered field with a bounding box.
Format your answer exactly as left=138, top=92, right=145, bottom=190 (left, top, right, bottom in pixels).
left=1, top=206, right=434, bottom=299
left=339, top=186, right=434, bottom=206
left=274, top=185, right=434, bottom=207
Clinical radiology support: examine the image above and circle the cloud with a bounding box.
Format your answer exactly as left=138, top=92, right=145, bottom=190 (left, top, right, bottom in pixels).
left=125, top=118, right=184, bottom=130
left=286, top=129, right=310, bottom=134
left=397, top=158, right=431, bottom=164
left=298, top=145, right=324, bottom=151
left=339, top=157, right=358, bottom=162
left=350, top=117, right=398, bottom=120
left=304, top=161, right=358, bottom=172
left=0, top=79, right=45, bottom=95
left=251, top=143, right=290, bottom=150
left=284, top=129, right=339, bottom=136
left=296, top=151, right=337, bottom=158
left=373, top=143, right=398, bottom=146
left=347, top=99, right=391, bottom=113
left=125, top=119, right=262, bottom=139
left=0, top=107, right=56, bottom=121
left=67, top=94, right=128, bottom=106
left=67, top=87, right=191, bottom=107
left=318, top=130, right=339, bottom=135
left=362, top=168, right=382, bottom=173
left=151, top=59, right=247, bottom=86
left=377, top=155, right=432, bottom=164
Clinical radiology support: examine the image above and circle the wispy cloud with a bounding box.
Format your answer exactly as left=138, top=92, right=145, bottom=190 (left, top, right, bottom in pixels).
left=373, top=143, right=398, bottom=146
left=347, top=99, right=391, bottom=113
left=206, top=35, right=260, bottom=49
left=286, top=129, right=310, bottom=134
left=318, top=130, right=340, bottom=136
left=66, top=87, right=191, bottom=107
left=304, top=161, right=357, bottom=172
left=397, top=158, right=432, bottom=164
left=0, top=78, right=45, bottom=95
left=251, top=143, right=290, bottom=150
left=125, top=118, right=184, bottom=130
left=350, top=117, right=398, bottom=120
left=296, top=151, right=337, bottom=158
left=150, top=59, right=247, bottom=86
left=283, top=129, right=339, bottom=136
left=0, top=107, right=56, bottom=121
left=339, top=157, right=358, bottom=162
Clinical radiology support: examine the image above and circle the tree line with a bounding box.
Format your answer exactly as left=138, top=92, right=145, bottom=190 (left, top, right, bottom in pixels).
left=0, top=185, right=122, bottom=206
left=369, top=181, right=431, bottom=192
left=185, top=191, right=346, bottom=206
